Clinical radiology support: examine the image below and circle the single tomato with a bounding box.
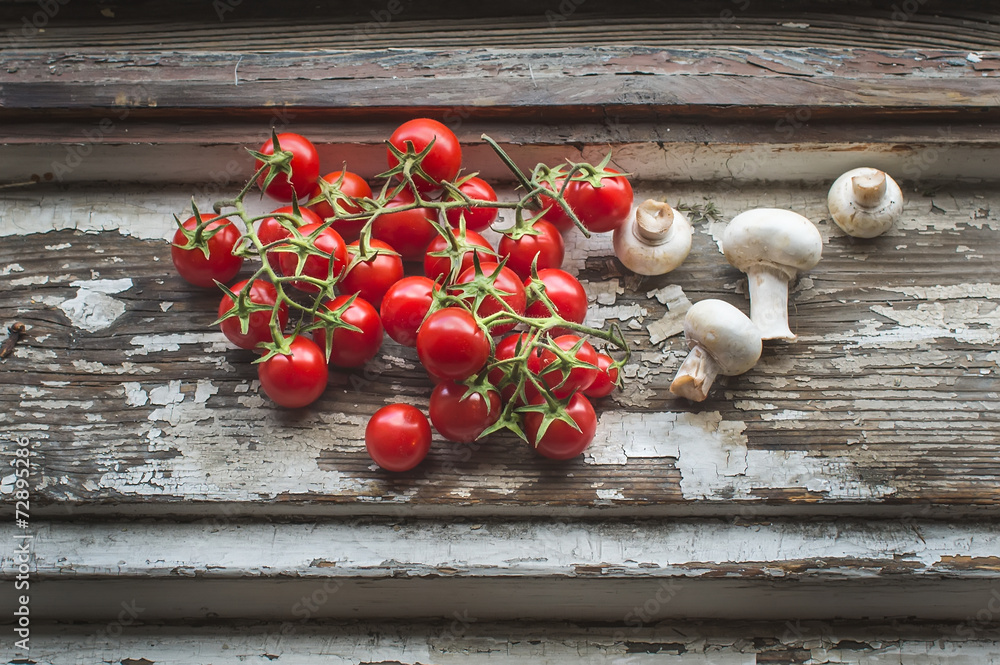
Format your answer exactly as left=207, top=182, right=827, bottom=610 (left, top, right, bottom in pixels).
left=423, top=229, right=494, bottom=284
left=524, top=392, right=598, bottom=460
left=583, top=352, right=619, bottom=399
left=524, top=268, right=588, bottom=332
left=537, top=334, right=599, bottom=398
left=277, top=222, right=348, bottom=292
left=255, top=132, right=320, bottom=202
left=171, top=214, right=243, bottom=288
left=429, top=380, right=501, bottom=444
left=453, top=262, right=526, bottom=336
left=443, top=176, right=499, bottom=232
left=497, top=220, right=565, bottom=280
left=380, top=276, right=438, bottom=347
left=217, top=278, right=288, bottom=350
left=338, top=239, right=404, bottom=311
left=366, top=403, right=432, bottom=472
left=416, top=307, right=490, bottom=381
left=308, top=170, right=373, bottom=242
left=312, top=295, right=384, bottom=368
left=372, top=189, right=438, bottom=260
left=387, top=118, right=462, bottom=193
left=257, top=336, right=329, bottom=408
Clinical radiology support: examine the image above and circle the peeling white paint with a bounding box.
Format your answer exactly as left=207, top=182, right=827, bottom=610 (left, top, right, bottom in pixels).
left=72, top=359, right=161, bottom=375
left=588, top=411, right=894, bottom=501
left=1, top=263, right=25, bottom=275
left=127, top=332, right=230, bottom=356
left=10, top=274, right=49, bottom=286
left=580, top=278, right=623, bottom=305
left=57, top=278, right=133, bottom=332
left=44, top=242, right=72, bottom=250
left=646, top=285, right=693, bottom=345
left=123, top=382, right=149, bottom=407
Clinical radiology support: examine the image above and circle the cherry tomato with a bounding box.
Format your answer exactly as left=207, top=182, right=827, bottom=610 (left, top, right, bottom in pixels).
left=380, top=276, right=438, bottom=347
left=372, top=189, right=438, bottom=260
left=257, top=206, right=323, bottom=273
left=524, top=392, right=598, bottom=460
left=277, top=222, right=348, bottom=293
left=171, top=214, right=243, bottom=288
left=257, top=336, right=329, bottom=408
left=453, top=262, right=526, bottom=336
left=365, top=403, right=432, bottom=472
left=423, top=229, right=494, bottom=284
left=387, top=118, right=462, bottom=193
left=338, top=239, right=404, bottom=311
left=563, top=169, right=633, bottom=234
left=524, top=268, right=588, bottom=332
left=416, top=307, right=490, bottom=381
left=312, top=295, right=384, bottom=368
left=255, top=132, right=320, bottom=202
left=538, top=178, right=576, bottom=231
left=583, top=352, right=619, bottom=399
left=538, top=334, right=599, bottom=399
left=217, top=278, right=288, bottom=350
left=443, top=176, right=499, bottom=232
left=308, top=170, right=373, bottom=243
left=488, top=332, right=543, bottom=404
left=429, top=380, right=501, bottom=444
left=497, top=220, right=565, bottom=280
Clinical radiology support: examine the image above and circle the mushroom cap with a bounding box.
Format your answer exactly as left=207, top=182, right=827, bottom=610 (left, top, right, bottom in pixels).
left=722, top=208, right=823, bottom=280
left=683, top=299, right=762, bottom=376
left=613, top=200, right=693, bottom=275
left=827, top=167, right=904, bottom=238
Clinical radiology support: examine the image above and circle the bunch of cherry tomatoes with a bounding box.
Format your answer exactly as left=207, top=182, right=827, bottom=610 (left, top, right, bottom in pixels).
left=170, top=118, right=635, bottom=471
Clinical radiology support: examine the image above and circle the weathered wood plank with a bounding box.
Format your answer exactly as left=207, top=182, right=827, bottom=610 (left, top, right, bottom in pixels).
left=1, top=0, right=998, bottom=52
left=1, top=177, right=997, bottom=517
left=4, top=518, right=1000, bottom=621
left=19, top=619, right=1000, bottom=665
left=2, top=48, right=999, bottom=120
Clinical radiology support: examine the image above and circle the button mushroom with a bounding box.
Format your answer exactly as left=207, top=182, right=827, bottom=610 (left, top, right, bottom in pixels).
left=613, top=199, right=692, bottom=276
left=827, top=167, right=903, bottom=238
left=669, top=299, right=762, bottom=402
left=722, top=208, right=822, bottom=341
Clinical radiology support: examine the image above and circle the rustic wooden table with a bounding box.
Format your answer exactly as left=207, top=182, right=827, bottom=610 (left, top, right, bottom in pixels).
left=2, top=1, right=1000, bottom=663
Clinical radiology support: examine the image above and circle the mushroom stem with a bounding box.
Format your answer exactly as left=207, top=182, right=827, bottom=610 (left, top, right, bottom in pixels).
left=634, top=200, right=675, bottom=245
left=669, top=344, right=720, bottom=402
left=852, top=170, right=887, bottom=208
left=746, top=265, right=794, bottom=340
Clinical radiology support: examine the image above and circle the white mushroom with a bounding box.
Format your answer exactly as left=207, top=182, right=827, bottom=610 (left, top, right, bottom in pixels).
left=669, top=299, right=762, bottom=402
left=722, top=208, right=822, bottom=341
left=613, top=199, right=692, bottom=276
left=827, top=167, right=904, bottom=238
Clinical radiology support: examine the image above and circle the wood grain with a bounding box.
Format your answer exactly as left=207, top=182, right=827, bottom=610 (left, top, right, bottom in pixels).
left=1, top=178, right=996, bottom=517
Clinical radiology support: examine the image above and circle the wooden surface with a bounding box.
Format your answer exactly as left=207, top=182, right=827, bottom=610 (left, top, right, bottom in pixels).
left=1, top=175, right=997, bottom=517
left=2, top=8, right=1000, bottom=648
left=20, top=619, right=1000, bottom=664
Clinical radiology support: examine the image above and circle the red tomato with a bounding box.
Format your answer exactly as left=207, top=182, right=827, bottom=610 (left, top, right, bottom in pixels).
left=443, top=176, right=499, bottom=232
left=524, top=392, right=598, bottom=460
left=257, top=206, right=323, bottom=273
left=538, top=177, right=576, bottom=231
left=416, top=307, right=490, bottom=380
left=372, top=189, right=438, bottom=260
left=365, top=403, right=432, bottom=472
left=380, top=276, right=438, bottom=347
left=538, top=334, right=599, bottom=398
left=497, top=219, right=565, bottom=280
left=563, top=169, right=633, bottom=234
left=255, top=133, right=320, bottom=202
left=387, top=118, right=462, bottom=193
left=423, top=229, right=494, bottom=284
left=488, top=332, right=543, bottom=404
left=308, top=170, right=373, bottom=243
left=429, top=380, right=501, bottom=443
left=524, top=268, right=588, bottom=331
left=217, top=279, right=288, bottom=350
left=257, top=336, right=329, bottom=408
left=583, top=353, right=619, bottom=399
left=453, top=262, right=526, bottom=336
left=171, top=215, right=243, bottom=288
left=312, top=295, right=384, bottom=368
left=277, top=222, right=348, bottom=293
left=338, top=239, right=404, bottom=311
